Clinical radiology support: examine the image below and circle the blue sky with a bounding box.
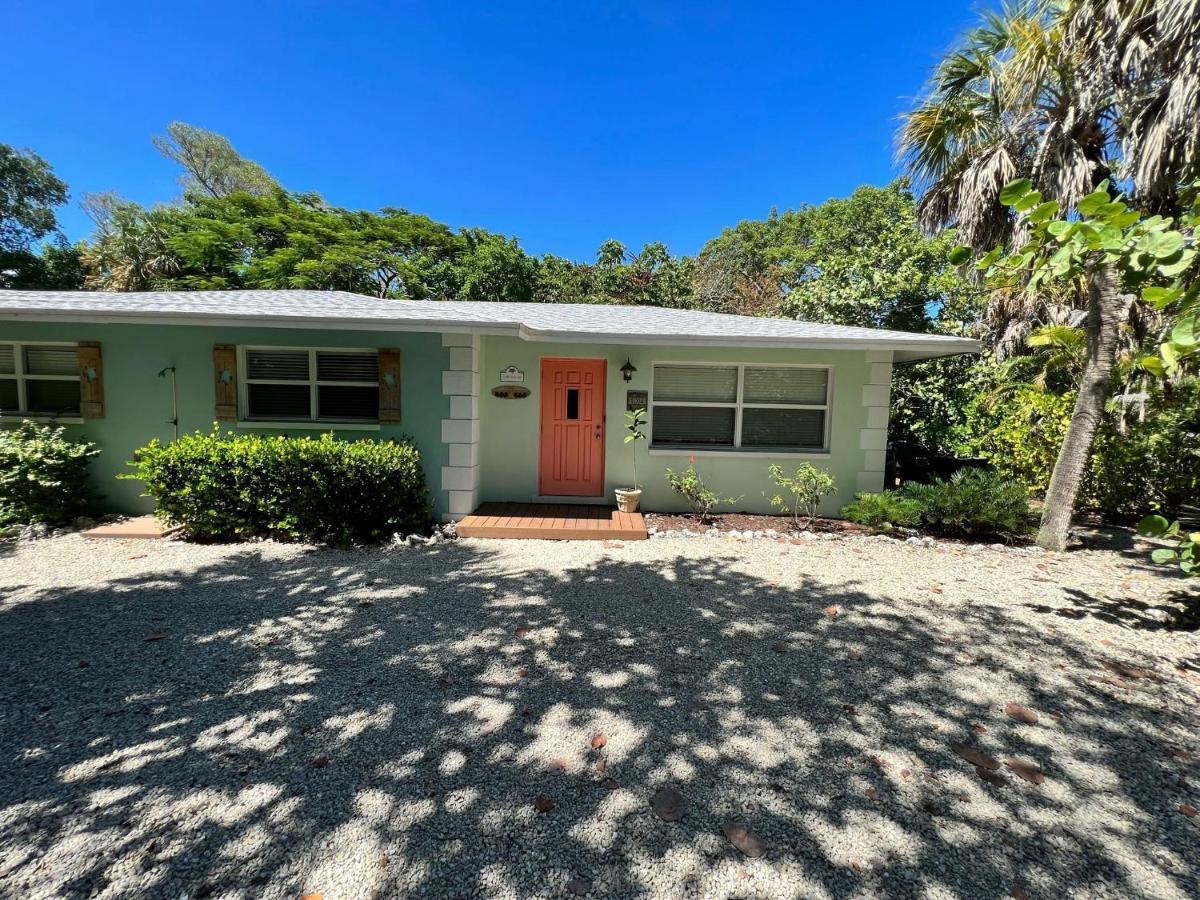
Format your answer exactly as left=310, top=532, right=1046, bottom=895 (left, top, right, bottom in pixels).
left=4, top=1, right=981, bottom=260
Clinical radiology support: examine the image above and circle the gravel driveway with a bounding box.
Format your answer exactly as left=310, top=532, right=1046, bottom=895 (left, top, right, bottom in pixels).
left=0, top=530, right=1197, bottom=899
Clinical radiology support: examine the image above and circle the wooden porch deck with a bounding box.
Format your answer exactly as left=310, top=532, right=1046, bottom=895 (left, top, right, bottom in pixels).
left=456, top=502, right=647, bottom=541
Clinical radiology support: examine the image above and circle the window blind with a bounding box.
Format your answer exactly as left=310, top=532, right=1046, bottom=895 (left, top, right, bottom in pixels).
left=652, top=406, right=736, bottom=446
left=247, top=350, right=309, bottom=380
left=652, top=365, right=738, bottom=403
left=317, top=352, right=378, bottom=382
left=24, top=346, right=77, bottom=377
left=743, top=367, right=828, bottom=405
left=650, top=363, right=830, bottom=451
left=742, top=408, right=825, bottom=448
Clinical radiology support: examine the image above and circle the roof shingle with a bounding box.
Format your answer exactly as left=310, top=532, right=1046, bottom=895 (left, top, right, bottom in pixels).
left=0, top=290, right=978, bottom=360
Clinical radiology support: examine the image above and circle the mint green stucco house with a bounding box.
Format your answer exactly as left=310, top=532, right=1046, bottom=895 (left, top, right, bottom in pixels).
left=0, top=290, right=977, bottom=521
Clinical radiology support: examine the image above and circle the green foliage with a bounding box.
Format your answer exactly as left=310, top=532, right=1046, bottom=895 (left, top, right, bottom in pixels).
left=1137, top=512, right=1199, bottom=578
left=977, top=183, right=1198, bottom=372
left=696, top=181, right=970, bottom=330
left=0, top=144, right=68, bottom=252
left=900, top=469, right=1035, bottom=538
left=0, top=421, right=99, bottom=526
left=1090, top=382, right=1200, bottom=521
left=0, top=239, right=87, bottom=289
left=664, top=461, right=737, bottom=521
left=890, top=354, right=992, bottom=453
left=533, top=241, right=697, bottom=308
left=968, top=385, right=1074, bottom=497
left=127, top=430, right=432, bottom=543
left=152, top=121, right=280, bottom=200
left=766, top=462, right=836, bottom=529
left=840, top=491, right=922, bottom=532
left=623, top=408, right=647, bottom=489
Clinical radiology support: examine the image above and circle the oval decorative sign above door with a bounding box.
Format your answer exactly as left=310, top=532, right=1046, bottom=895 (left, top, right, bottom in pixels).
left=491, top=385, right=531, bottom=399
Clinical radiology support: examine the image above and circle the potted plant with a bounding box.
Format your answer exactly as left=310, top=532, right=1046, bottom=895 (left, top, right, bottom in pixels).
left=615, top=407, right=647, bottom=512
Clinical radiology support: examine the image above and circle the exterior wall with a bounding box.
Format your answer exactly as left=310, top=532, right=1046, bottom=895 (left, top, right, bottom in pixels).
left=0, top=321, right=450, bottom=518
left=477, top=337, right=885, bottom=516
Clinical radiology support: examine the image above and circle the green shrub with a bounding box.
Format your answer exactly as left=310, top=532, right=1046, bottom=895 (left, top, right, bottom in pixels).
left=1091, top=381, right=1200, bottom=522
left=0, top=420, right=99, bottom=526
left=127, top=429, right=432, bottom=543
left=1138, top=510, right=1199, bottom=577
left=901, top=469, right=1035, bottom=538
left=968, top=385, right=1073, bottom=497
left=841, top=491, right=922, bottom=531
left=767, top=462, right=836, bottom=529
left=665, top=460, right=738, bottom=521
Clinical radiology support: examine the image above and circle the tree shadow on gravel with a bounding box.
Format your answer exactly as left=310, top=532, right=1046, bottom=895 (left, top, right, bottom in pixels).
left=0, top=539, right=1197, bottom=899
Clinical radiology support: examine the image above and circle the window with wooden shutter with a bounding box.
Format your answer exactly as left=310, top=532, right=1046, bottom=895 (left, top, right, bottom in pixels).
left=650, top=363, right=830, bottom=451
left=0, top=342, right=85, bottom=418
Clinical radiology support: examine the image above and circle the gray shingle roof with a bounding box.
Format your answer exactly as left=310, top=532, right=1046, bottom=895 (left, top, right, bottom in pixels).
left=0, top=290, right=979, bottom=361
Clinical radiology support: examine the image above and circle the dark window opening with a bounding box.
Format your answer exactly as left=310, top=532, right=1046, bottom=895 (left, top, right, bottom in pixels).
left=566, top=388, right=580, bottom=420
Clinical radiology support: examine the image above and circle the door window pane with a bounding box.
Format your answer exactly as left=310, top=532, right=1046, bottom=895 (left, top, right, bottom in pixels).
left=565, top=388, right=580, bottom=420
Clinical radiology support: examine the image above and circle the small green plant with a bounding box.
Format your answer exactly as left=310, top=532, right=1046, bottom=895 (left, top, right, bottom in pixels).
left=900, top=468, right=1035, bottom=538
left=841, top=491, right=922, bottom=532
left=624, top=407, right=647, bottom=489
left=1138, top=509, right=1199, bottom=577
left=766, top=462, right=836, bottom=529
left=126, top=428, right=432, bottom=543
left=665, top=457, right=738, bottom=521
left=0, top=420, right=100, bottom=527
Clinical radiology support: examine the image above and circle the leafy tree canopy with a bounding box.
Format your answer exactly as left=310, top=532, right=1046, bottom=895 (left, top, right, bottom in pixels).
left=152, top=122, right=280, bottom=201
left=696, top=181, right=971, bottom=332
left=0, top=144, right=68, bottom=252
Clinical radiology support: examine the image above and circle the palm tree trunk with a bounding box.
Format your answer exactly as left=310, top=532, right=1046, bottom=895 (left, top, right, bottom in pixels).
left=1036, top=263, right=1129, bottom=550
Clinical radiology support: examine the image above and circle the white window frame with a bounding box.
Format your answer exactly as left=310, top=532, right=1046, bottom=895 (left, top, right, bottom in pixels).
left=648, top=361, right=832, bottom=456
left=237, top=345, right=381, bottom=430
left=0, top=341, right=84, bottom=423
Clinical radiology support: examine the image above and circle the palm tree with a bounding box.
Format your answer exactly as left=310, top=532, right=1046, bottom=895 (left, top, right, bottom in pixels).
left=80, top=193, right=180, bottom=291
left=899, top=0, right=1198, bottom=550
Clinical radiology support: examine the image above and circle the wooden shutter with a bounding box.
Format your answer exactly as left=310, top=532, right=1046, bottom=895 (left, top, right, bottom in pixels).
left=378, top=348, right=401, bottom=424
left=213, top=344, right=238, bottom=421
left=78, top=341, right=104, bottom=419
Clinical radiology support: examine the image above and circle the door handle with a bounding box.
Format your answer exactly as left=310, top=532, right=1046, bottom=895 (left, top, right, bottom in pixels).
left=595, top=425, right=602, bottom=438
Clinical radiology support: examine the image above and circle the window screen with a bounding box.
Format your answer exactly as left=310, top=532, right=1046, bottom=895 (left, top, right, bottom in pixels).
left=0, top=342, right=82, bottom=418
left=651, top=363, right=829, bottom=451
left=242, top=348, right=381, bottom=422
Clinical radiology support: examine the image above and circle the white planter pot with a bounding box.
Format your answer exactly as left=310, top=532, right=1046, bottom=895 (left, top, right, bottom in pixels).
left=614, top=488, right=642, bottom=513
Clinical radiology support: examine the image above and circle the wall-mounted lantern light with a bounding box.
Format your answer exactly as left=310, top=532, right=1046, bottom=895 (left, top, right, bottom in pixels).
left=620, top=358, right=637, bottom=382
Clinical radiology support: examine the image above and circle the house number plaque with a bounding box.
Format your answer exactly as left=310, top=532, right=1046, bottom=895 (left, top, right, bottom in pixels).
left=626, top=390, right=648, bottom=411
left=499, top=366, right=524, bottom=383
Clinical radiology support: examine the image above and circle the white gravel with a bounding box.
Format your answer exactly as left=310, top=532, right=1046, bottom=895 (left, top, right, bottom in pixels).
left=0, top=530, right=1197, bottom=900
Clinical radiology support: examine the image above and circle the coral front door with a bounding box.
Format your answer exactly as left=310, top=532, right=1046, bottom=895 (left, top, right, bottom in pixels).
left=539, top=357, right=606, bottom=497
